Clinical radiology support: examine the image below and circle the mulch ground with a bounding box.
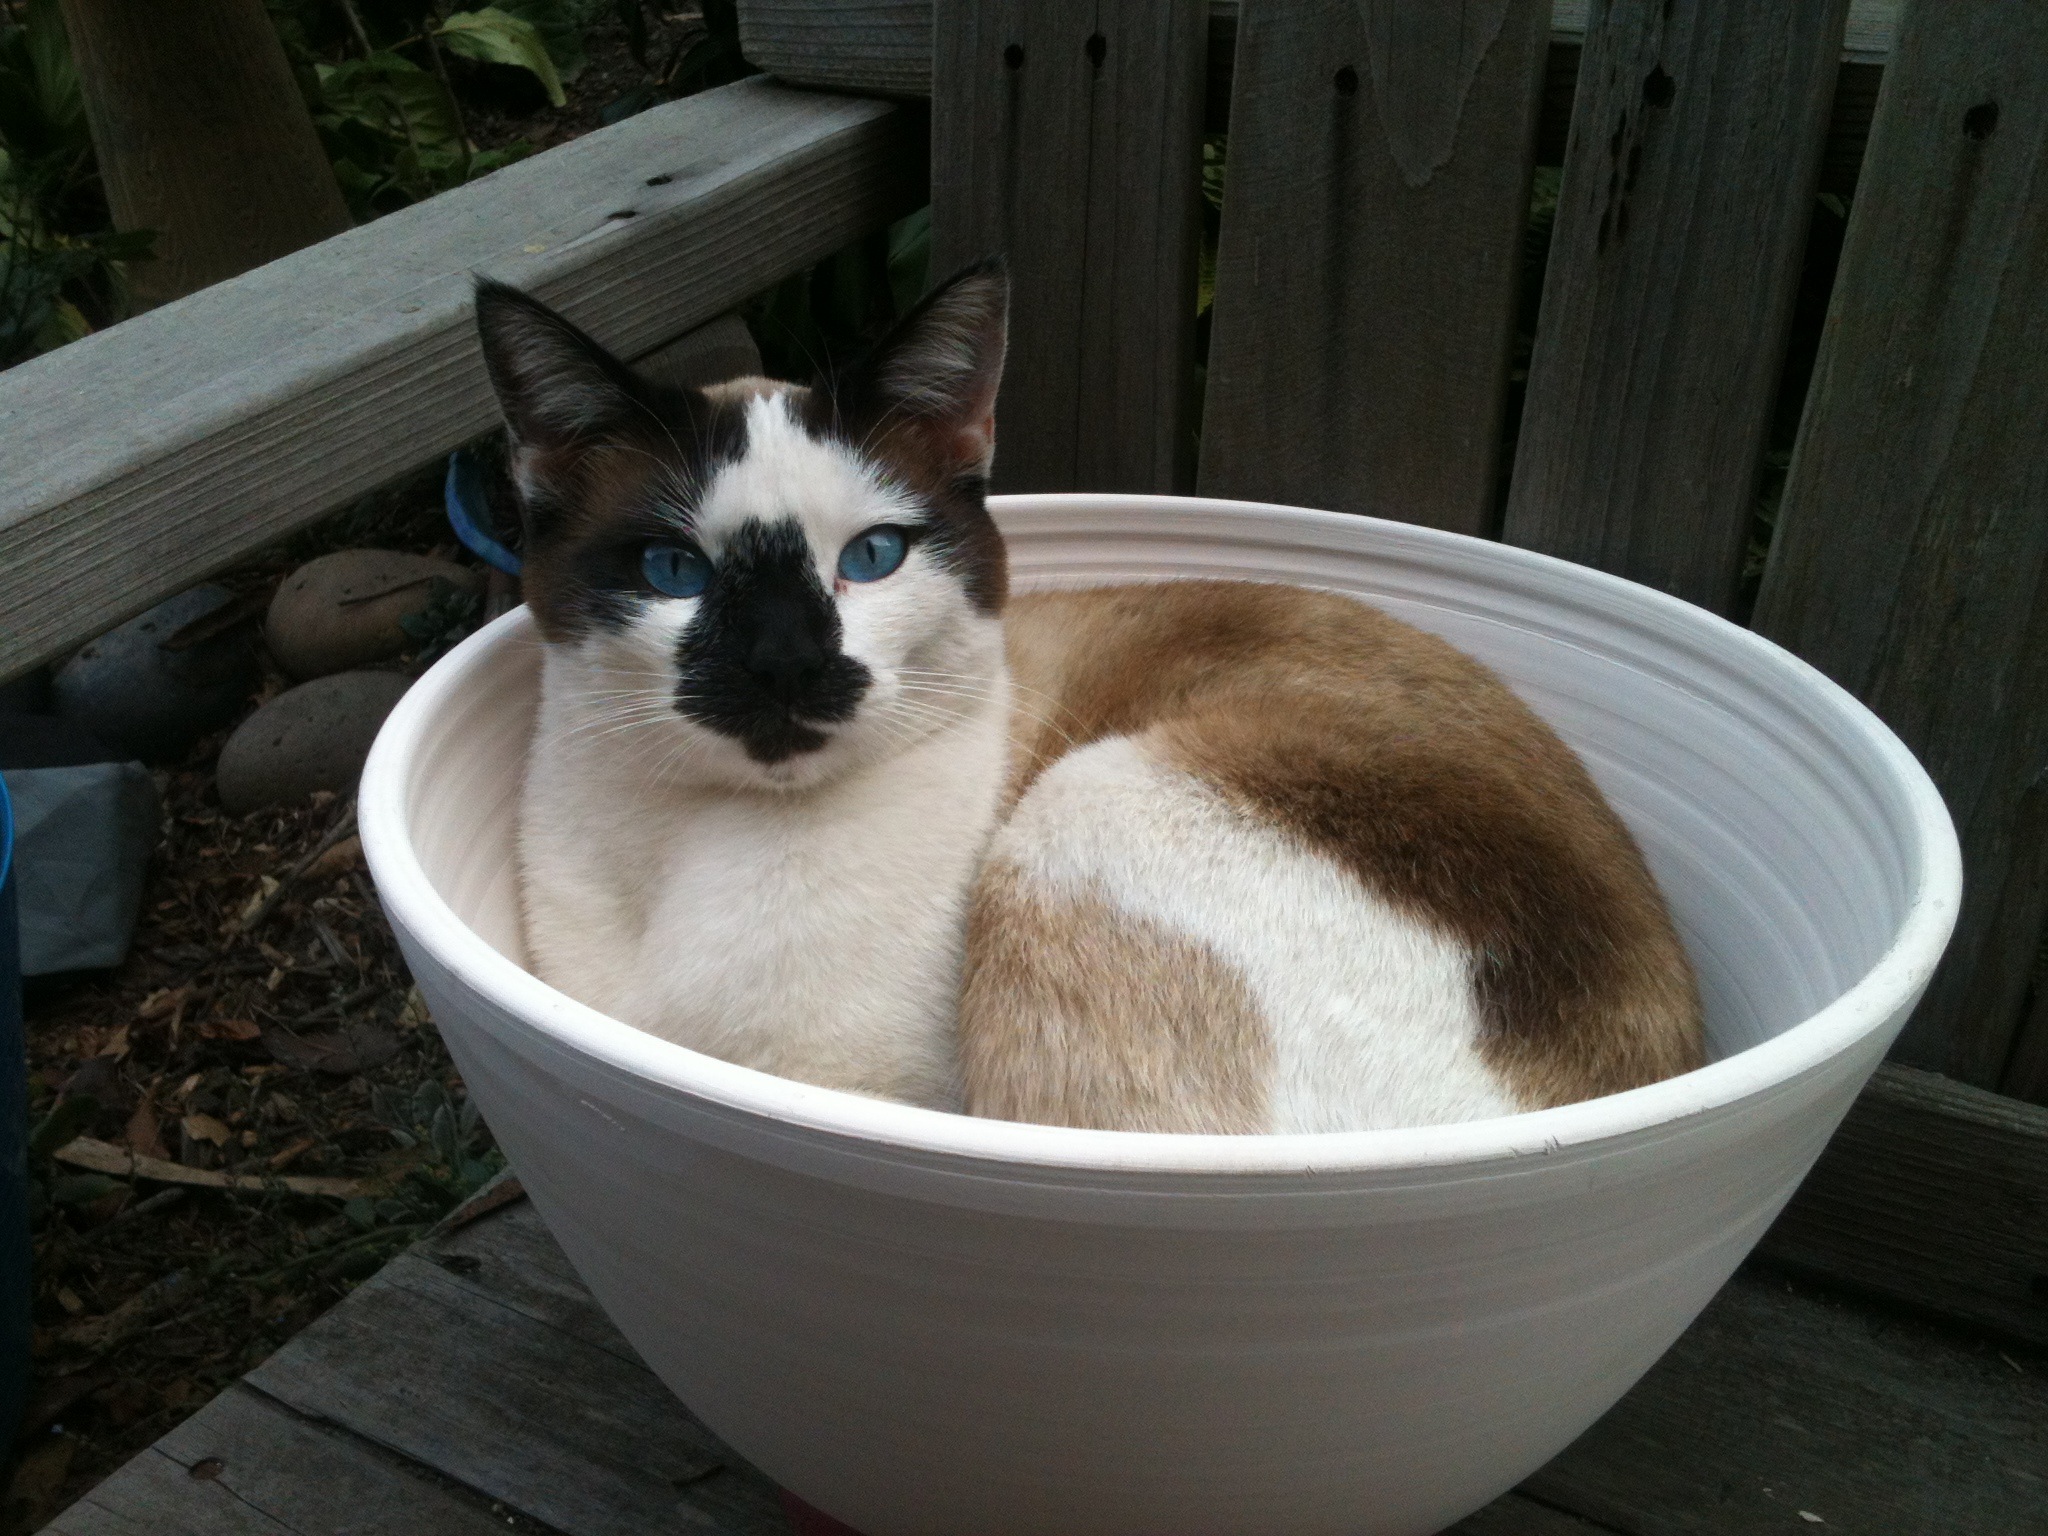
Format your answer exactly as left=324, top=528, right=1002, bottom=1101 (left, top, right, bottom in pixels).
left=4, top=12, right=721, bottom=1526
left=4, top=473, right=496, bottom=1534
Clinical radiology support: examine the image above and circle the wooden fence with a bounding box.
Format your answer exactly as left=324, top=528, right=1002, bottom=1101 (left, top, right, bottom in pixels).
left=0, top=0, right=2043, bottom=1343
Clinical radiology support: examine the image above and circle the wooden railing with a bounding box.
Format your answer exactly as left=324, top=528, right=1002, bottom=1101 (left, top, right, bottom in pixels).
left=0, top=79, right=925, bottom=682
left=0, top=0, right=2042, bottom=1344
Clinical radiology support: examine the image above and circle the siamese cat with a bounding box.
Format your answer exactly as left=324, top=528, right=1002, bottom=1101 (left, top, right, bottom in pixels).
left=476, top=263, right=1701, bottom=1133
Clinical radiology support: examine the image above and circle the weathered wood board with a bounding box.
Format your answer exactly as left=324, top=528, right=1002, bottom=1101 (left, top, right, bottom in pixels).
left=930, top=0, right=1207, bottom=493
left=43, top=1194, right=2048, bottom=1535
left=0, top=79, right=925, bottom=684
left=1756, top=1064, right=2048, bottom=1348
left=739, top=0, right=1896, bottom=182
left=738, top=0, right=934, bottom=99
left=1522, top=1266, right=2048, bottom=1534
left=1499, top=0, right=1851, bottom=614
left=42, top=1386, right=524, bottom=1536
left=1752, top=0, right=2048, bottom=1095
left=1195, top=0, right=1548, bottom=535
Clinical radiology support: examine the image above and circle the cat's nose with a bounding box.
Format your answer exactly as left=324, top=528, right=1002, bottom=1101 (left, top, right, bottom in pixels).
left=746, top=628, right=826, bottom=703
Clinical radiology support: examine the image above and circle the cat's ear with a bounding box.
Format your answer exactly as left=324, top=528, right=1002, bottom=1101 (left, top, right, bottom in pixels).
left=841, top=258, right=1008, bottom=478
left=473, top=278, right=647, bottom=481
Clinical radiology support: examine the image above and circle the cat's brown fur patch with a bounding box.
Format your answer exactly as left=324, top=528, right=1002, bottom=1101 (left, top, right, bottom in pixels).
left=960, top=862, right=1271, bottom=1132
left=995, top=581, right=1704, bottom=1109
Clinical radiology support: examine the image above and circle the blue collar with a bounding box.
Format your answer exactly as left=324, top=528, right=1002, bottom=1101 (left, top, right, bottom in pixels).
left=444, top=450, right=523, bottom=575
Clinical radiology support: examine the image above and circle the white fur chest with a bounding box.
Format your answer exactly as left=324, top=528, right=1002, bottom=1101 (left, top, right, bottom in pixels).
left=518, top=670, right=1008, bottom=1109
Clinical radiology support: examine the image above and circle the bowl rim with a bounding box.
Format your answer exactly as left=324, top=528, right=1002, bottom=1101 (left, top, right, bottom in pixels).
left=359, top=492, right=1963, bottom=1176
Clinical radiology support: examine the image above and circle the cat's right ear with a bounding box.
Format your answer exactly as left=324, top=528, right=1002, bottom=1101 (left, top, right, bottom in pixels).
left=473, top=278, right=647, bottom=505
left=838, top=258, right=1009, bottom=480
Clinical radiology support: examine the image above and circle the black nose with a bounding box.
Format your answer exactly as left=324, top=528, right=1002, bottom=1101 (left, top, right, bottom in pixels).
left=745, top=621, right=826, bottom=704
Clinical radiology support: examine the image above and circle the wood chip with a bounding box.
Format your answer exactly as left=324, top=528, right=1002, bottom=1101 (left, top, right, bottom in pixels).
left=434, top=1173, right=526, bottom=1234
left=53, top=1137, right=364, bottom=1199
left=199, top=1017, right=263, bottom=1042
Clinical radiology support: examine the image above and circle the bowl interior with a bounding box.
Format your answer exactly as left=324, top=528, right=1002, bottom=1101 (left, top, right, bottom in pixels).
left=399, top=497, right=1938, bottom=1092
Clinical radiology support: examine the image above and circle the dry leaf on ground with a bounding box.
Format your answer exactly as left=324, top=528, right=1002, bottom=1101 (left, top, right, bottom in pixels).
left=265, top=1021, right=400, bottom=1076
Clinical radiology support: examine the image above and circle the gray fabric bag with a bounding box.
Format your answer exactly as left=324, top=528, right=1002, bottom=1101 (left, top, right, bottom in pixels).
left=0, top=764, right=158, bottom=975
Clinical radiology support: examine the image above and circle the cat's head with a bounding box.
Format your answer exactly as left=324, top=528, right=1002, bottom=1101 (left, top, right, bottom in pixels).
left=474, top=262, right=1010, bottom=792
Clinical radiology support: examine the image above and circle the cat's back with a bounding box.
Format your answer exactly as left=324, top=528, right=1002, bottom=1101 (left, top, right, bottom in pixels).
left=959, top=580, right=1703, bottom=1133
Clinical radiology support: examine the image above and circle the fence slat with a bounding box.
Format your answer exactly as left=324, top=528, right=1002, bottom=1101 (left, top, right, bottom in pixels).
left=1500, top=0, right=1849, bottom=613
left=1753, top=0, right=2048, bottom=1093
left=931, top=0, right=1207, bottom=493
left=1194, top=0, right=1548, bottom=534
left=0, top=80, right=925, bottom=684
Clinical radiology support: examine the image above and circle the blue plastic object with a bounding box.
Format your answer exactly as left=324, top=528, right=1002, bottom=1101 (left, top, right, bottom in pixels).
left=0, top=773, right=29, bottom=1445
left=444, top=450, right=523, bottom=576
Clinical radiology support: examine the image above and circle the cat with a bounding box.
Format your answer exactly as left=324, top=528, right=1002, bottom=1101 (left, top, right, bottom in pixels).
left=475, top=261, right=1703, bottom=1133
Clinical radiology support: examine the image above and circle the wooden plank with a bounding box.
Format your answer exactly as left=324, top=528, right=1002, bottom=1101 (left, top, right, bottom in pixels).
left=0, top=78, right=926, bottom=684
left=1194, top=0, right=1548, bottom=535
left=244, top=1250, right=788, bottom=1536
left=1521, top=1267, right=2048, bottom=1535
left=634, top=313, right=764, bottom=393
left=1446, top=1492, right=1615, bottom=1535
left=42, top=1386, right=522, bottom=1536
left=1499, top=0, right=1850, bottom=614
left=1751, top=0, right=2048, bottom=1091
left=930, top=0, right=1207, bottom=494
left=738, top=0, right=933, bottom=98
left=1754, top=1065, right=2048, bottom=1347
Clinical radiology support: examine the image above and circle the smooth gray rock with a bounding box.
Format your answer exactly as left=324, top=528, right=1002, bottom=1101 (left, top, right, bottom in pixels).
left=53, top=585, right=259, bottom=762
left=267, top=549, right=479, bottom=681
left=215, top=672, right=411, bottom=815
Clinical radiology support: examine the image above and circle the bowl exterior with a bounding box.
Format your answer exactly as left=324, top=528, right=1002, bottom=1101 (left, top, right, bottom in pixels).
left=392, top=920, right=1916, bottom=1536
left=364, top=493, right=1957, bottom=1536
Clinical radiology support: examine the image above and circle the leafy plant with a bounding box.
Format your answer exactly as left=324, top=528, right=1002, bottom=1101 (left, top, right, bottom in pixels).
left=367, top=1077, right=503, bottom=1215
left=269, top=0, right=591, bottom=219
left=0, top=0, right=154, bottom=367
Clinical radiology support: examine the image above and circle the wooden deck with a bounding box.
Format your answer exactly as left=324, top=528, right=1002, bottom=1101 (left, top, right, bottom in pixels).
left=38, top=1186, right=2045, bottom=1536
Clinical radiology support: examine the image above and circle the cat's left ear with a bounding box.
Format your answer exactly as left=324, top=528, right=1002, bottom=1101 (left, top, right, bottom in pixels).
left=473, top=278, right=648, bottom=493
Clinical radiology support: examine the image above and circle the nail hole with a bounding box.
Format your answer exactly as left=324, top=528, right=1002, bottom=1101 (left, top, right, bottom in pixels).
left=608, top=209, right=637, bottom=220
left=1003, top=42, right=1024, bottom=70
left=1085, top=32, right=1106, bottom=68
left=1642, top=66, right=1675, bottom=108
left=644, top=174, right=671, bottom=187
left=1963, top=101, right=1999, bottom=140
left=190, top=1459, right=225, bottom=1481
left=1333, top=65, right=1358, bottom=96
left=437, top=1253, right=482, bottom=1276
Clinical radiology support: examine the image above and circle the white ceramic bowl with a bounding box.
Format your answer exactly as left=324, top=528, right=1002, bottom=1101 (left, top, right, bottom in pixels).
left=360, top=495, right=1960, bottom=1536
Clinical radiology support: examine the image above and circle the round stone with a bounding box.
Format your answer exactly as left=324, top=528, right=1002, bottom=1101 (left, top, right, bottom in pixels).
left=215, top=671, right=412, bottom=815
left=53, top=585, right=260, bottom=763
left=266, top=550, right=479, bottom=681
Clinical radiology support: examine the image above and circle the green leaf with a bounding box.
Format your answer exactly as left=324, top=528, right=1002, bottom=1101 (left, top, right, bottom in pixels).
left=495, top=0, right=590, bottom=82
left=50, top=1172, right=123, bottom=1206
left=342, top=1196, right=380, bottom=1230
left=28, top=1095, right=98, bottom=1163
left=316, top=53, right=465, bottom=163
left=437, top=9, right=566, bottom=107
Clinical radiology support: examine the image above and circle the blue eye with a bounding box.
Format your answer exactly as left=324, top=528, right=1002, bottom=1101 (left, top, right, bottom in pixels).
left=642, top=541, right=712, bottom=598
left=838, top=526, right=908, bottom=583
